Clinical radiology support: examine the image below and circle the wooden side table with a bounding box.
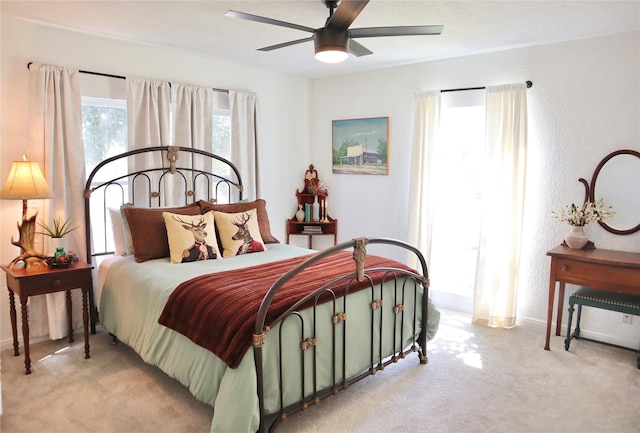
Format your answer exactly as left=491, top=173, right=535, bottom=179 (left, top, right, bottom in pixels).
left=1, top=261, right=93, bottom=374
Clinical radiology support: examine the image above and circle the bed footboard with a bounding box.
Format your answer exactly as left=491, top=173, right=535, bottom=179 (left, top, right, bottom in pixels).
left=253, top=237, right=430, bottom=433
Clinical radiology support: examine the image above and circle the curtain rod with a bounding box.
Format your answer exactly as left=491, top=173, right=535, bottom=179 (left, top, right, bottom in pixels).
left=441, top=80, right=532, bottom=93
left=27, top=62, right=229, bottom=94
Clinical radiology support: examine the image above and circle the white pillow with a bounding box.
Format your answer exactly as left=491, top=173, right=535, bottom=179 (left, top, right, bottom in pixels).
left=163, top=210, right=220, bottom=263
left=120, top=205, right=135, bottom=256
left=214, top=209, right=266, bottom=258
left=108, top=207, right=127, bottom=256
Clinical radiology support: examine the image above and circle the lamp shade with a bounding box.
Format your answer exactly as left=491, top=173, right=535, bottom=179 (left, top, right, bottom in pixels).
left=0, top=160, right=54, bottom=200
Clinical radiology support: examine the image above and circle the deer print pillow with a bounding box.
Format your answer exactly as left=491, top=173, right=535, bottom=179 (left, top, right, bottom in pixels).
left=214, top=209, right=266, bottom=258
left=163, top=211, right=220, bottom=264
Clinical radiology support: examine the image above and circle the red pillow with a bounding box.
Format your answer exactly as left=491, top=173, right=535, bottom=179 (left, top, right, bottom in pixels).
left=122, top=203, right=201, bottom=262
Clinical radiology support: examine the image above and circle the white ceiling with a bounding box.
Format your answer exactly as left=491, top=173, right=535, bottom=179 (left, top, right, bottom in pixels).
left=3, top=0, right=639, bottom=79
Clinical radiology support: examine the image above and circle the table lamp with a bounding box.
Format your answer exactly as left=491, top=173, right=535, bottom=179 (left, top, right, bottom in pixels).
left=0, top=158, right=54, bottom=269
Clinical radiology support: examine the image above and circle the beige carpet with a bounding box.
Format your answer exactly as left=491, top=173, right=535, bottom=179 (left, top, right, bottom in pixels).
left=2, top=309, right=639, bottom=433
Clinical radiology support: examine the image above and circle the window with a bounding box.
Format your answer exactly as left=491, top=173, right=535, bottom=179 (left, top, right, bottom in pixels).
left=82, top=99, right=231, bottom=177
left=81, top=96, right=232, bottom=252
left=81, top=97, right=128, bottom=254
left=81, top=97, right=127, bottom=179
left=429, top=93, right=485, bottom=311
left=212, top=108, right=231, bottom=175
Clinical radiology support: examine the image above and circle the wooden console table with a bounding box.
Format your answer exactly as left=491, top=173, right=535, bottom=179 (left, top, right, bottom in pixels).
left=545, top=245, right=640, bottom=350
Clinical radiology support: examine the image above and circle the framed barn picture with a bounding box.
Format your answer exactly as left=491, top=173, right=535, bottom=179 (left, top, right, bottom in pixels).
left=332, top=116, right=389, bottom=175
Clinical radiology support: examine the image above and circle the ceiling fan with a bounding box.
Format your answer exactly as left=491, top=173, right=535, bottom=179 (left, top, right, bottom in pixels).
left=225, top=0, right=444, bottom=63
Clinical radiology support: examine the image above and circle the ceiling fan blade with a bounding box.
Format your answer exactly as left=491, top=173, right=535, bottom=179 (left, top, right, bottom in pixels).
left=257, top=36, right=315, bottom=52
left=350, top=25, right=444, bottom=38
left=348, top=39, right=373, bottom=57
left=225, top=10, right=316, bottom=33
left=326, top=0, right=369, bottom=31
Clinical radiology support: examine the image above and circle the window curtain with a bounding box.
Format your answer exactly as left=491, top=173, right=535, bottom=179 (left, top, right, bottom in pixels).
left=473, top=83, right=528, bottom=328
left=126, top=78, right=171, bottom=205
left=171, top=83, right=215, bottom=203
left=408, top=90, right=441, bottom=267
left=27, top=63, right=86, bottom=340
left=229, top=90, right=259, bottom=201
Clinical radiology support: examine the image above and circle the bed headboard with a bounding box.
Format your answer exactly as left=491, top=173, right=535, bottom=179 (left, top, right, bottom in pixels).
left=83, top=146, right=243, bottom=263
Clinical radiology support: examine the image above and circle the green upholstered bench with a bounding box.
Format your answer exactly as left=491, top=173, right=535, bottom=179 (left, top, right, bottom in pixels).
left=565, top=287, right=640, bottom=369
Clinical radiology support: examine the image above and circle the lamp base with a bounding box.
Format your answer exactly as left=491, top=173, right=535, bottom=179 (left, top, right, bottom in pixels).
left=7, top=213, right=51, bottom=270
left=9, top=255, right=49, bottom=271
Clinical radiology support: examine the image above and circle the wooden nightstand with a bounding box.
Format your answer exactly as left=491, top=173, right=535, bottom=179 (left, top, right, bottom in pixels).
left=1, top=261, right=93, bottom=374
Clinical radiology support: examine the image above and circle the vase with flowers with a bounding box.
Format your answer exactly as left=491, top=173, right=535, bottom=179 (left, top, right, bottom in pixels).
left=551, top=199, right=615, bottom=249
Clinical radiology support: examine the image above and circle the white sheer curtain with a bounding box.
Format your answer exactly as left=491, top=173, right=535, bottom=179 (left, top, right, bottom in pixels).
left=28, top=63, right=86, bottom=340
left=229, top=90, right=259, bottom=200
left=126, top=78, right=171, bottom=205
left=472, top=83, right=528, bottom=328
left=408, top=90, right=441, bottom=267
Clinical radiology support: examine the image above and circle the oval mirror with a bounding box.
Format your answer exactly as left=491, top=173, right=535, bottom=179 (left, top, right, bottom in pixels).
left=590, top=149, right=640, bottom=235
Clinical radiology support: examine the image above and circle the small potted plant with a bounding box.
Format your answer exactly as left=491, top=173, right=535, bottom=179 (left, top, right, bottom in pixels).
left=38, top=216, right=78, bottom=259
left=39, top=216, right=78, bottom=238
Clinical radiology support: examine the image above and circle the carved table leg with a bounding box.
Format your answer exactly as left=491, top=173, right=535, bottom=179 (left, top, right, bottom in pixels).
left=544, top=258, right=559, bottom=351
left=556, top=282, right=566, bottom=337
left=20, top=294, right=31, bottom=374
left=544, top=278, right=556, bottom=350
left=66, top=290, right=74, bottom=343
left=8, top=289, right=19, bottom=356
left=82, top=287, right=90, bottom=359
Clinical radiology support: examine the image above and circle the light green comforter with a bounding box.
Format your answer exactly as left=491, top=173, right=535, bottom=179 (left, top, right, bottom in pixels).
left=100, top=243, right=440, bottom=433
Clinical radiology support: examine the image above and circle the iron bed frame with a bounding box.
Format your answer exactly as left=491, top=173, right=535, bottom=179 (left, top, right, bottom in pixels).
left=83, top=146, right=431, bottom=432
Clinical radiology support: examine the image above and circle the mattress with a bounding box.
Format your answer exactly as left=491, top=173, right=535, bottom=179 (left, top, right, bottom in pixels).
left=99, top=243, right=440, bottom=432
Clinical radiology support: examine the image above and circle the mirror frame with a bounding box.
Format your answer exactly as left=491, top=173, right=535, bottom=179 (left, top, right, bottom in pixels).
left=579, top=149, right=640, bottom=235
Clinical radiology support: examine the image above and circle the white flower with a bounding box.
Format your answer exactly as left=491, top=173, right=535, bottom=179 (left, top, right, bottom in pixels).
left=551, top=199, right=615, bottom=227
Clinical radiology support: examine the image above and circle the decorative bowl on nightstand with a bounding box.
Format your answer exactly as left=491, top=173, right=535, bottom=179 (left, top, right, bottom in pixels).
left=46, top=257, right=72, bottom=268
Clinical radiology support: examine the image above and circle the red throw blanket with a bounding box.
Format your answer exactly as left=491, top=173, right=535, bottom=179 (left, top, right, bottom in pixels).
left=158, top=251, right=417, bottom=368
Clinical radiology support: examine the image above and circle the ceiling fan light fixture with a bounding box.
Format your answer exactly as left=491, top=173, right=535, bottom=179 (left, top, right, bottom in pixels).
left=314, top=28, right=349, bottom=63
left=229, top=1, right=445, bottom=63
left=315, top=47, right=348, bottom=63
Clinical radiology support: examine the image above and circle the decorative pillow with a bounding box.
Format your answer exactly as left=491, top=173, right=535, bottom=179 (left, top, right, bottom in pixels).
left=163, top=211, right=219, bottom=263
left=120, top=205, right=134, bottom=256
left=214, top=209, right=266, bottom=258
left=199, top=199, right=279, bottom=244
left=108, top=207, right=127, bottom=256
left=122, top=202, right=201, bottom=262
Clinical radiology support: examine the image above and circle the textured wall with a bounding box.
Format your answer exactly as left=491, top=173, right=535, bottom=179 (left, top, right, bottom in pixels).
left=310, top=31, right=640, bottom=348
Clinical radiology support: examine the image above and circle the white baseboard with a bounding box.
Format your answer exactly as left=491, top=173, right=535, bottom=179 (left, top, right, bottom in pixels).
left=517, top=315, right=639, bottom=350
left=435, top=291, right=640, bottom=351
left=1, top=328, right=84, bottom=352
